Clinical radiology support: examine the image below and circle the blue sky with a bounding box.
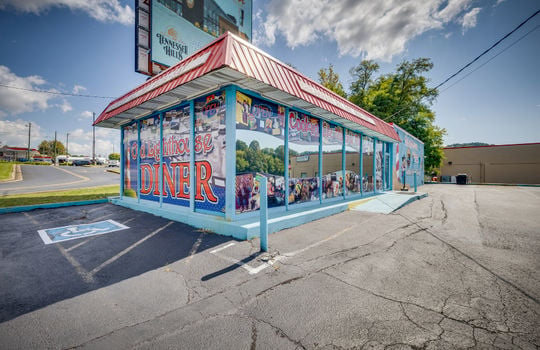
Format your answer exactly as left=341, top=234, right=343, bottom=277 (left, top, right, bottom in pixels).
left=0, top=0, right=538, bottom=157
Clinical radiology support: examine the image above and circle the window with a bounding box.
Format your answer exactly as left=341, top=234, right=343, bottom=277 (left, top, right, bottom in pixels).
left=322, top=122, right=343, bottom=199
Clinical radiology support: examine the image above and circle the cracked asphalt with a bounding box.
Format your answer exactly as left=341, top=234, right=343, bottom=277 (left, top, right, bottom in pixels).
left=0, top=184, right=539, bottom=349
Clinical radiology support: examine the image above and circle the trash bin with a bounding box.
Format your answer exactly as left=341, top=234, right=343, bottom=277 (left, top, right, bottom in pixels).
left=456, top=174, right=467, bottom=185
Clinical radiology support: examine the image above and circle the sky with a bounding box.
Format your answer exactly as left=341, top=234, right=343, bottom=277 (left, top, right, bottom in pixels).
left=0, top=0, right=538, bottom=157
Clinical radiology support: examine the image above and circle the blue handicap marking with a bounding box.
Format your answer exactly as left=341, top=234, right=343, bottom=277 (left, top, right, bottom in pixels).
left=38, top=220, right=129, bottom=244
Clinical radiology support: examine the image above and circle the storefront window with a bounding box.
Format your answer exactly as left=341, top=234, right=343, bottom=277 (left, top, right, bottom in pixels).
left=362, top=136, right=374, bottom=192
left=194, top=91, right=227, bottom=213
left=139, top=115, right=161, bottom=202
left=288, top=111, right=320, bottom=205
left=345, top=129, right=361, bottom=195
left=376, top=140, right=383, bottom=191
left=235, top=92, right=285, bottom=213
left=322, top=122, right=343, bottom=199
left=161, top=105, right=191, bottom=206
left=123, top=122, right=138, bottom=198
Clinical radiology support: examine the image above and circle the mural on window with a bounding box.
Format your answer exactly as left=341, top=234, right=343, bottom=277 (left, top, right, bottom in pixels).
left=394, top=125, right=424, bottom=188
left=235, top=91, right=285, bottom=213
left=123, top=122, right=138, bottom=198
left=322, top=122, right=343, bottom=199
left=288, top=111, right=320, bottom=205
left=376, top=140, right=383, bottom=191
left=139, top=116, right=161, bottom=202
left=194, top=91, right=227, bottom=213
left=362, top=136, right=374, bottom=192
left=345, top=130, right=361, bottom=195
left=161, top=105, right=191, bottom=206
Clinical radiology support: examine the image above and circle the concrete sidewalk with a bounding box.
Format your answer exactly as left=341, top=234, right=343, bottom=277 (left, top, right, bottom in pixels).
left=349, top=191, right=428, bottom=214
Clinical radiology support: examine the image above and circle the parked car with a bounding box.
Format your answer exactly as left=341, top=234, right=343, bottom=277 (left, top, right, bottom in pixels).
left=72, top=159, right=91, bottom=166
left=108, top=160, right=119, bottom=167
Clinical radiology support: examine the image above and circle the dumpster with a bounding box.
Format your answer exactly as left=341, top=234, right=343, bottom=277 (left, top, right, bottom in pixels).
left=456, top=173, right=467, bottom=185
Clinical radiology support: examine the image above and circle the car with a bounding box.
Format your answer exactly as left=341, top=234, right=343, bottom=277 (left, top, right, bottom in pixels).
left=108, top=160, right=120, bottom=167
left=72, top=159, right=91, bottom=166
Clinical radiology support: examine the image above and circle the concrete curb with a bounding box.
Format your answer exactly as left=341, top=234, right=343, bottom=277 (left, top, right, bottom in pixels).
left=393, top=192, right=428, bottom=212
left=0, top=198, right=109, bottom=214
left=0, top=164, right=22, bottom=183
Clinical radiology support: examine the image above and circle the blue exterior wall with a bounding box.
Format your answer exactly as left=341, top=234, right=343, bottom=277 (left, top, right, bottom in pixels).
left=393, top=124, right=424, bottom=189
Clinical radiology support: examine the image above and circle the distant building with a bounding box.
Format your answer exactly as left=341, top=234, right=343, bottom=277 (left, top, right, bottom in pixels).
left=439, top=143, right=540, bottom=184
left=0, top=146, right=39, bottom=161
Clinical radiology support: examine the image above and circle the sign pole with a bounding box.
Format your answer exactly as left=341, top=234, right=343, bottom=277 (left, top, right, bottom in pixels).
left=256, top=174, right=268, bottom=252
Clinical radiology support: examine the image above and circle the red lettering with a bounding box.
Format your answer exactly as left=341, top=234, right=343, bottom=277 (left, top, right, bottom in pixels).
left=140, top=164, right=153, bottom=195
left=176, top=162, right=190, bottom=199
left=153, top=164, right=161, bottom=196
left=162, top=163, right=175, bottom=197
left=195, top=161, right=218, bottom=203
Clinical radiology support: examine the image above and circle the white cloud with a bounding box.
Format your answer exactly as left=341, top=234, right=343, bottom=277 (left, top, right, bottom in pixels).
left=72, top=85, right=87, bottom=94
left=56, top=99, right=73, bottom=113
left=461, top=7, right=481, bottom=34
left=254, top=0, right=479, bottom=61
left=0, top=119, right=44, bottom=148
left=0, top=65, right=58, bottom=116
left=77, top=110, right=94, bottom=121
left=0, top=0, right=134, bottom=25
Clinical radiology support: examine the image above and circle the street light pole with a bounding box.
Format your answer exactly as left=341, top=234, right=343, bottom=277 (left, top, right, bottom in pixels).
left=66, top=133, right=69, bottom=157
left=92, top=112, right=96, bottom=164
left=26, top=122, right=31, bottom=161
left=54, top=131, right=57, bottom=165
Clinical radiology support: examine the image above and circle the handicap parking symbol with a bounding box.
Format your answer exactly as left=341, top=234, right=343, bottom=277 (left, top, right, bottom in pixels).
left=38, top=220, right=129, bottom=244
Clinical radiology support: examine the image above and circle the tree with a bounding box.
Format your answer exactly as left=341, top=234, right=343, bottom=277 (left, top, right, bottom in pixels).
left=108, top=153, right=120, bottom=160
left=38, top=140, right=65, bottom=157
left=349, top=60, right=379, bottom=108
left=318, top=64, right=347, bottom=98
left=347, top=58, right=446, bottom=172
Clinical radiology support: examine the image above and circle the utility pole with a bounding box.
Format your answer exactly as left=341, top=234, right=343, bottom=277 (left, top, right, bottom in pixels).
left=66, top=133, right=69, bottom=157
left=92, top=112, right=96, bottom=164
left=26, top=122, right=31, bottom=161
left=54, top=131, right=57, bottom=165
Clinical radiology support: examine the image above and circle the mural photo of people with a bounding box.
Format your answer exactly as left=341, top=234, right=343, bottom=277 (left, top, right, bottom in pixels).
left=376, top=140, right=383, bottom=191
left=123, top=122, right=138, bottom=198
left=235, top=91, right=285, bottom=213
left=322, top=121, right=343, bottom=199
left=345, top=129, right=361, bottom=195
left=288, top=111, right=320, bottom=205
left=194, top=90, right=227, bottom=213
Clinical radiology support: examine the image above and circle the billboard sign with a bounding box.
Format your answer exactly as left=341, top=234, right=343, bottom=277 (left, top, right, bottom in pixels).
left=136, top=0, right=252, bottom=76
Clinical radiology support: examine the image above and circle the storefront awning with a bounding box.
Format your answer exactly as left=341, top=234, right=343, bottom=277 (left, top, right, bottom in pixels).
left=95, top=32, right=399, bottom=142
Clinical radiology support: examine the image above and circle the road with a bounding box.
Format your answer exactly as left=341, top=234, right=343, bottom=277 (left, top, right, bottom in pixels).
left=0, top=165, right=119, bottom=195
left=0, top=184, right=538, bottom=349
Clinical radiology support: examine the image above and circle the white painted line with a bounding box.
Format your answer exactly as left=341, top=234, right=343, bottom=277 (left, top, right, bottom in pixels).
left=23, top=212, right=39, bottom=226
left=242, top=202, right=347, bottom=229
left=185, top=232, right=204, bottom=264
left=210, top=242, right=236, bottom=254
left=122, top=217, right=137, bottom=225
left=37, top=219, right=130, bottom=245
left=57, top=245, right=95, bottom=284
left=89, top=221, right=174, bottom=275
left=282, top=225, right=355, bottom=257
left=65, top=237, right=96, bottom=252
left=210, top=251, right=278, bottom=275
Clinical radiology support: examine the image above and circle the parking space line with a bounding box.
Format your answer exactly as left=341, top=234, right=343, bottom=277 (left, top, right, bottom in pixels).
left=23, top=212, right=39, bottom=226
left=210, top=242, right=236, bottom=254
left=89, top=221, right=174, bottom=276
left=57, top=245, right=95, bottom=284
left=121, top=217, right=136, bottom=225
left=185, top=232, right=204, bottom=264
left=86, top=205, right=108, bottom=213
left=65, top=237, right=96, bottom=252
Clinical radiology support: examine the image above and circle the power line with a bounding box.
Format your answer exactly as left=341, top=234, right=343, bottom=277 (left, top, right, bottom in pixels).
left=441, top=23, right=540, bottom=93
left=433, top=9, right=540, bottom=90
left=0, top=83, right=116, bottom=99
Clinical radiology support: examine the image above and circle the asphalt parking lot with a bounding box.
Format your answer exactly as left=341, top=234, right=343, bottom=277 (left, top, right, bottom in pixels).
left=0, top=185, right=539, bottom=349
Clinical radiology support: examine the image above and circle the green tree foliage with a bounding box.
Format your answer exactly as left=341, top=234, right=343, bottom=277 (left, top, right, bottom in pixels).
left=318, top=64, right=347, bottom=98
left=108, top=153, right=120, bottom=160
left=38, top=140, right=65, bottom=157
left=236, top=140, right=284, bottom=175
left=347, top=58, right=446, bottom=172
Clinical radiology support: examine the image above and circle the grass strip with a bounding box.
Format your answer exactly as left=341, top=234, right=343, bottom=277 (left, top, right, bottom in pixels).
left=0, top=163, right=14, bottom=181
left=0, top=185, right=119, bottom=208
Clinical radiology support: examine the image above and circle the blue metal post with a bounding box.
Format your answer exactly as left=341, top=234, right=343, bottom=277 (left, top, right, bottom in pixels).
left=225, top=86, right=237, bottom=220
left=159, top=113, right=163, bottom=207
left=137, top=120, right=141, bottom=203
left=189, top=100, right=195, bottom=212
left=120, top=127, right=124, bottom=199
left=372, top=137, right=377, bottom=193
left=342, top=128, right=346, bottom=198
left=257, top=175, right=268, bottom=252
left=318, top=120, right=323, bottom=203
left=414, top=172, right=417, bottom=193
left=284, top=107, right=290, bottom=211
left=359, top=133, right=363, bottom=196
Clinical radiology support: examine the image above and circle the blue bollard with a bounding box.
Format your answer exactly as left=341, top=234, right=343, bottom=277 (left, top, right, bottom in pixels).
left=414, top=173, right=417, bottom=193
left=256, top=174, right=268, bottom=252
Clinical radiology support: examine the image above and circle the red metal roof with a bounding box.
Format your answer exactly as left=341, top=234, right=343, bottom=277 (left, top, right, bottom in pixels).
left=95, top=32, right=399, bottom=141
left=2, top=147, right=38, bottom=152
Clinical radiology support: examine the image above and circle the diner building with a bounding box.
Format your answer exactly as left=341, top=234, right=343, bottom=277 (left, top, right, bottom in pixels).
left=94, top=33, right=421, bottom=239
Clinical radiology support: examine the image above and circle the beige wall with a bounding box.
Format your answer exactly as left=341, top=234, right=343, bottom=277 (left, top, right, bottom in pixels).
left=440, top=144, right=540, bottom=184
